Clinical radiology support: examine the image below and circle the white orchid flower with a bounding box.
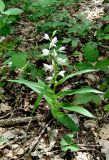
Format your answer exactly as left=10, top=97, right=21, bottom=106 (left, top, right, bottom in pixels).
left=43, top=63, right=53, bottom=72
left=59, top=46, right=66, bottom=53
left=58, top=70, right=66, bottom=77
left=49, top=37, right=58, bottom=48
left=42, top=49, right=50, bottom=56
left=43, top=33, right=50, bottom=40
left=52, top=37, right=58, bottom=44
left=57, top=58, right=67, bottom=65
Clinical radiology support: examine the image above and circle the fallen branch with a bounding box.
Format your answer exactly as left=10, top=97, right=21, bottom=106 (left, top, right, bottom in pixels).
left=0, top=116, right=38, bottom=127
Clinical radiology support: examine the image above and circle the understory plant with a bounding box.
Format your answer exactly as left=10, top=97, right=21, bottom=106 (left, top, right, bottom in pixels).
left=0, top=0, right=23, bottom=35
left=9, top=32, right=103, bottom=151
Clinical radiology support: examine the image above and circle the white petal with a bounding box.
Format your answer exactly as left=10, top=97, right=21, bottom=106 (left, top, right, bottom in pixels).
left=59, top=46, right=66, bottom=53
left=57, top=58, right=67, bottom=65
left=43, top=64, right=53, bottom=72
left=52, top=37, right=58, bottom=44
left=46, top=76, right=53, bottom=81
left=49, top=42, right=56, bottom=49
left=42, top=49, right=50, bottom=56
left=58, top=70, right=66, bottom=77
left=43, top=34, right=50, bottom=40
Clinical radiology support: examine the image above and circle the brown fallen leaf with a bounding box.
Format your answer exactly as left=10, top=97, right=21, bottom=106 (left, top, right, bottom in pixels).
left=76, top=152, right=93, bottom=160
left=98, top=124, right=109, bottom=159
left=2, top=130, right=16, bottom=140
left=0, top=103, right=12, bottom=113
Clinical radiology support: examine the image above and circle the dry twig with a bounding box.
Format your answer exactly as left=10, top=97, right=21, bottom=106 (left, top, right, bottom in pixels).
left=27, top=119, right=53, bottom=156
left=0, top=116, right=38, bottom=127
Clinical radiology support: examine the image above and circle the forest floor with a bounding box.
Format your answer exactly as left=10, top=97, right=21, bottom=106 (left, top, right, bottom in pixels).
left=0, top=0, right=109, bottom=160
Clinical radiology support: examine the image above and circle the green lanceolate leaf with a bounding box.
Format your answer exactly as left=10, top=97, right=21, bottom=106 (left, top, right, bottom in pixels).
left=60, top=103, right=95, bottom=118
left=9, top=79, right=55, bottom=106
left=56, top=69, right=96, bottom=86
left=57, top=88, right=103, bottom=97
left=32, top=90, right=45, bottom=113
left=8, top=79, right=44, bottom=93
left=45, top=92, right=57, bottom=106
left=51, top=108, right=79, bottom=132
left=3, top=8, right=23, bottom=15
left=0, top=0, right=5, bottom=12
left=83, top=42, right=99, bottom=62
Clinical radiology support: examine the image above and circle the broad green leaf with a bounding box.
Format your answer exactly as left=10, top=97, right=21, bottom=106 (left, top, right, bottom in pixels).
left=0, top=25, right=11, bottom=36
left=32, top=0, right=56, bottom=8
left=60, top=134, right=79, bottom=152
left=62, top=38, right=72, bottom=43
left=3, top=8, right=23, bottom=15
left=57, top=88, right=103, bottom=97
left=102, top=35, right=109, bottom=40
left=75, top=62, right=93, bottom=70
left=60, top=103, right=95, bottom=118
left=104, top=89, right=109, bottom=99
left=75, top=93, right=101, bottom=105
left=12, top=53, right=27, bottom=68
left=51, top=109, right=79, bottom=132
left=104, top=104, right=109, bottom=112
left=0, top=0, right=5, bottom=12
left=95, top=59, right=109, bottom=70
left=71, top=38, right=79, bottom=48
left=83, top=42, right=99, bottom=62
left=104, top=24, right=109, bottom=33
left=101, top=15, right=109, bottom=21
left=61, top=142, right=79, bottom=152
left=56, top=69, right=96, bottom=86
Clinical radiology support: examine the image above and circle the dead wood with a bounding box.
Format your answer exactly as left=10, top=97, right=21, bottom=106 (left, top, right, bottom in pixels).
left=0, top=116, right=38, bottom=127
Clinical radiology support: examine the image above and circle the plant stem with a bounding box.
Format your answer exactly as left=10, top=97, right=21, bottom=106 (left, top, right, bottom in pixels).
left=52, top=60, right=57, bottom=93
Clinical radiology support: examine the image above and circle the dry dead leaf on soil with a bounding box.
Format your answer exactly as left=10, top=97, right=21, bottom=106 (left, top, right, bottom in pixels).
left=84, top=120, right=97, bottom=129
left=0, top=103, right=12, bottom=113
left=75, top=152, right=93, bottom=160
left=2, top=130, right=16, bottom=140
left=98, top=124, right=109, bottom=159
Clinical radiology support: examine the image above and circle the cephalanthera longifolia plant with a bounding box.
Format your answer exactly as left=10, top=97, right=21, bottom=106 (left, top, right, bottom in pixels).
left=9, top=31, right=103, bottom=151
